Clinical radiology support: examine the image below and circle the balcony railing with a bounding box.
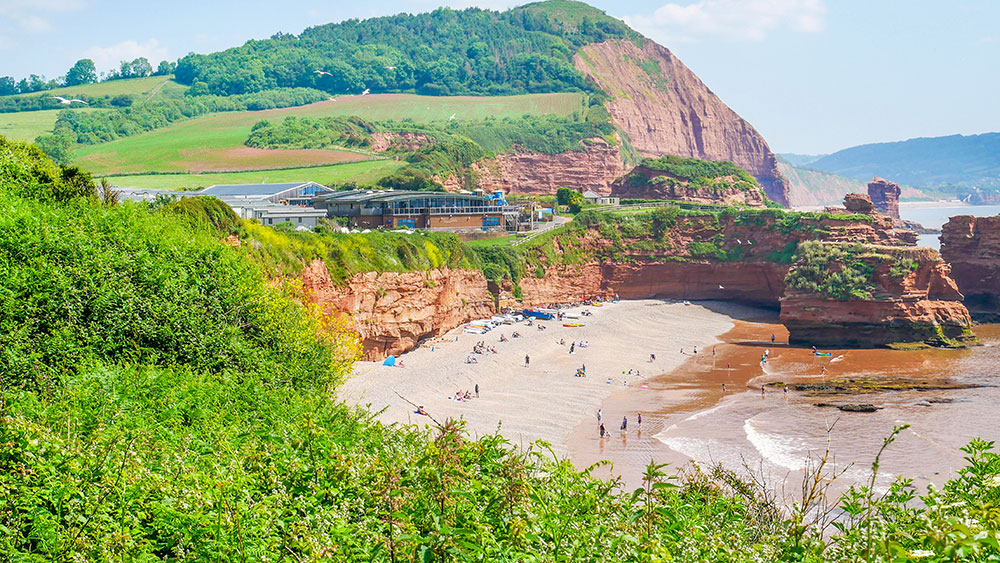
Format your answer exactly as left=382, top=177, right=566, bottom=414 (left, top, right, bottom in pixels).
left=385, top=205, right=517, bottom=216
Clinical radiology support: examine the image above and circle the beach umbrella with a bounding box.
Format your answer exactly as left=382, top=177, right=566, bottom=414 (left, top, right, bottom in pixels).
left=383, top=355, right=396, bottom=367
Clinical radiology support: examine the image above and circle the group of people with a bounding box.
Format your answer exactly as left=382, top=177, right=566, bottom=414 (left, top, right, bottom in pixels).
left=472, top=341, right=497, bottom=355
left=451, top=385, right=479, bottom=402
left=597, top=408, right=642, bottom=438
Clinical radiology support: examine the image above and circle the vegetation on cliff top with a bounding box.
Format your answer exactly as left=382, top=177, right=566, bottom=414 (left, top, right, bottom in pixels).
left=785, top=241, right=927, bottom=301
left=5, top=137, right=1000, bottom=560
left=174, top=3, right=631, bottom=97
left=626, top=154, right=763, bottom=192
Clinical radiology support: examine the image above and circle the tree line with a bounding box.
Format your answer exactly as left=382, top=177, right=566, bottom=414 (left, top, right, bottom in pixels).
left=0, top=57, right=177, bottom=97
left=173, top=6, right=631, bottom=97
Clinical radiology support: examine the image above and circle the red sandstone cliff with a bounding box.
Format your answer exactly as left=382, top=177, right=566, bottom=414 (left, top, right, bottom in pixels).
left=574, top=39, right=789, bottom=206
left=611, top=164, right=767, bottom=206
left=780, top=246, right=973, bottom=347
left=436, top=137, right=626, bottom=195
left=868, top=177, right=902, bottom=219
left=301, top=261, right=495, bottom=360
left=940, top=215, right=1000, bottom=319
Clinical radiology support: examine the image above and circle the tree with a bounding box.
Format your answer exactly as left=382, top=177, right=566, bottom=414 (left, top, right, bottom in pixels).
left=132, top=57, right=153, bottom=77
left=155, top=60, right=176, bottom=76
left=556, top=187, right=577, bottom=206
left=66, top=59, right=97, bottom=86
left=0, top=76, right=16, bottom=95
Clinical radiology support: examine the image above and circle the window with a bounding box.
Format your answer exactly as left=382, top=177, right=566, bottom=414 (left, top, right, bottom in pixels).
left=268, top=218, right=273, bottom=224
left=297, top=217, right=302, bottom=223
left=483, top=217, right=501, bottom=227
left=397, top=218, right=417, bottom=229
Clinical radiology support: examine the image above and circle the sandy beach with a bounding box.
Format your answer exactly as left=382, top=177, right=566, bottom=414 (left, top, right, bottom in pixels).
left=339, top=299, right=755, bottom=456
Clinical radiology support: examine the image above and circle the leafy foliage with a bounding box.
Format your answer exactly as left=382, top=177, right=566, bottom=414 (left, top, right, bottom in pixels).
left=174, top=5, right=632, bottom=97
left=627, top=154, right=763, bottom=192
left=783, top=242, right=923, bottom=301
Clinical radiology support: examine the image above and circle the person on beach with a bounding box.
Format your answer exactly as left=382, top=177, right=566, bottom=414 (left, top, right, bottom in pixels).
left=771, top=333, right=776, bottom=344
left=713, top=347, right=716, bottom=357
left=525, top=355, right=530, bottom=367
left=570, top=342, right=575, bottom=354
left=650, top=353, right=656, bottom=362
left=821, top=366, right=826, bottom=375
left=722, top=383, right=727, bottom=392
left=694, top=346, right=698, bottom=355
left=621, top=416, right=628, bottom=432
left=784, top=385, right=788, bottom=396
left=600, top=423, right=606, bottom=438
left=637, top=412, right=642, bottom=429
left=475, top=383, right=480, bottom=397
left=761, top=385, right=766, bottom=397
left=597, top=408, right=602, bottom=423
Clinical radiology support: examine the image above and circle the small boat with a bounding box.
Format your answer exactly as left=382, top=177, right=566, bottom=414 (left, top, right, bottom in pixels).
left=523, top=308, right=554, bottom=320
left=563, top=323, right=585, bottom=327
left=814, top=352, right=832, bottom=357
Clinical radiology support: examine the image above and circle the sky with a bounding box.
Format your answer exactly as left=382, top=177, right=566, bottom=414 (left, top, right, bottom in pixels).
left=0, top=0, right=997, bottom=154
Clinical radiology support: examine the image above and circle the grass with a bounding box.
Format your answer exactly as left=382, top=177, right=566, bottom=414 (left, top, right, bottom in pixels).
left=0, top=109, right=97, bottom=141
left=72, top=92, right=584, bottom=175
left=106, top=160, right=406, bottom=190
left=4, top=76, right=187, bottom=101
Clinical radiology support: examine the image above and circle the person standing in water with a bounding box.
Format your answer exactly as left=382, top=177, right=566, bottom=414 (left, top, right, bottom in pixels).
left=621, top=416, right=628, bottom=432
left=637, top=412, right=642, bottom=429
left=761, top=385, right=766, bottom=397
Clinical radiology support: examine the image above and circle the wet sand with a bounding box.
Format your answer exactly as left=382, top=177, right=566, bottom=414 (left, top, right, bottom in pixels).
left=570, top=316, right=1000, bottom=495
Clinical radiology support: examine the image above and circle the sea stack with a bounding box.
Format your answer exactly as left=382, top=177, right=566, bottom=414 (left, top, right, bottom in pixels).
left=868, top=177, right=902, bottom=219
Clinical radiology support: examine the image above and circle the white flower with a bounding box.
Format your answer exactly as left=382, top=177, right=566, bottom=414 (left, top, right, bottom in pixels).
left=910, top=549, right=935, bottom=558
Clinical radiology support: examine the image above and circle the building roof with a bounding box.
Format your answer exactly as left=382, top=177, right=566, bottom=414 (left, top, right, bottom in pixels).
left=199, top=182, right=326, bottom=198
left=318, top=190, right=488, bottom=204
left=582, top=190, right=601, bottom=199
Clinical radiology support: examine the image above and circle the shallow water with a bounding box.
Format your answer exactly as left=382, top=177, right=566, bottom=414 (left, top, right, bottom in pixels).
left=570, top=317, right=1000, bottom=499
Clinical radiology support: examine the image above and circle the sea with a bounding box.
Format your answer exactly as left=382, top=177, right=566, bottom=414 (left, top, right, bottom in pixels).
left=572, top=204, right=1000, bottom=497
left=899, top=202, right=1000, bottom=249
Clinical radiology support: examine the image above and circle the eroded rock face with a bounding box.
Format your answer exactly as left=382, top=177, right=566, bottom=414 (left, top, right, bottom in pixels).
left=780, top=248, right=973, bottom=347
left=844, top=193, right=874, bottom=214
left=611, top=165, right=767, bottom=206
left=436, top=138, right=626, bottom=195
left=301, top=261, right=495, bottom=360
left=574, top=39, right=790, bottom=206
left=868, top=177, right=902, bottom=219
left=370, top=131, right=432, bottom=153
left=940, top=215, right=1000, bottom=319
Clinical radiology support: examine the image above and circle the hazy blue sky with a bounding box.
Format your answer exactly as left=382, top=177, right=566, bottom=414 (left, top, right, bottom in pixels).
left=1, top=0, right=996, bottom=154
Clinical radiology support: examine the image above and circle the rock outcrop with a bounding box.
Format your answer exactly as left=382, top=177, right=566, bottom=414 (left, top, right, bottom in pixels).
left=940, top=215, right=1000, bottom=320
left=370, top=131, right=432, bottom=153
left=781, top=246, right=973, bottom=348
left=868, top=177, right=901, bottom=219
left=574, top=38, right=790, bottom=206
left=436, top=138, right=626, bottom=195
left=824, top=194, right=920, bottom=245
left=301, top=261, right=495, bottom=360
left=611, top=163, right=767, bottom=207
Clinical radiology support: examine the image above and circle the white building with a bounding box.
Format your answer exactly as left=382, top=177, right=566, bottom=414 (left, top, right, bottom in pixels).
left=582, top=190, right=619, bottom=206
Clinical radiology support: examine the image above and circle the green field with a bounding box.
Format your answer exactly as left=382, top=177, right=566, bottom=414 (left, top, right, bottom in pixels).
left=0, top=109, right=98, bottom=141
left=107, top=160, right=406, bottom=190
left=73, top=92, right=585, bottom=175
left=5, top=76, right=187, bottom=101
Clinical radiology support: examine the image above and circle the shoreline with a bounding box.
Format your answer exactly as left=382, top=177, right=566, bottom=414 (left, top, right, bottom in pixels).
left=338, top=299, right=754, bottom=457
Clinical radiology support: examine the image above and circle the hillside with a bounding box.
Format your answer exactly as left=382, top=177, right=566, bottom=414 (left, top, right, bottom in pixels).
left=807, top=132, right=1000, bottom=190
left=47, top=0, right=790, bottom=203
left=780, top=160, right=869, bottom=207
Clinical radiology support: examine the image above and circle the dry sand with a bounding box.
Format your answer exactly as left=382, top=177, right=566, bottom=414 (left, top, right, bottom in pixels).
left=339, top=299, right=749, bottom=456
